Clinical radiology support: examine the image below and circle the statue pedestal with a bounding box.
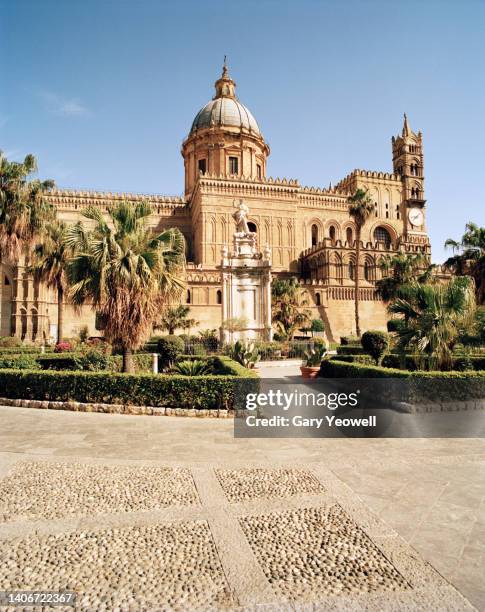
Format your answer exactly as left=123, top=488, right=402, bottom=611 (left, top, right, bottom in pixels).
left=219, top=235, right=272, bottom=344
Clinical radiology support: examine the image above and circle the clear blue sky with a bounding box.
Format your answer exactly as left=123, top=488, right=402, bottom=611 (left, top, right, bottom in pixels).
left=2, top=0, right=484, bottom=262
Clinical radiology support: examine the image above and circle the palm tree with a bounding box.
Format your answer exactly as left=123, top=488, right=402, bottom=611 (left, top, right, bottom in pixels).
left=445, top=222, right=485, bottom=304
left=0, top=151, right=55, bottom=260
left=271, top=277, right=311, bottom=340
left=388, top=276, right=476, bottom=370
left=67, top=201, right=186, bottom=373
left=376, top=252, right=434, bottom=301
left=156, top=305, right=197, bottom=335
left=347, top=188, right=375, bottom=336
left=29, top=221, right=71, bottom=344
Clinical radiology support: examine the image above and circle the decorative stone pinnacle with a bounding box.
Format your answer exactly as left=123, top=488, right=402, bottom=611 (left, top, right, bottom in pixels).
left=403, top=112, right=410, bottom=137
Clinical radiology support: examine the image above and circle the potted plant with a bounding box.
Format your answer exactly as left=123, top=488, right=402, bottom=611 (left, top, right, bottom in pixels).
left=300, top=344, right=327, bottom=379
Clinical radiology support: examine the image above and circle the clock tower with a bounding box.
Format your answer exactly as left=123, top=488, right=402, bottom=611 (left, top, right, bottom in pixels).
left=392, top=114, right=427, bottom=243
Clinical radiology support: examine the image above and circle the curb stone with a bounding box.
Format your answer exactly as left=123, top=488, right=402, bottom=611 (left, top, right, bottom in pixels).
left=0, top=397, right=234, bottom=418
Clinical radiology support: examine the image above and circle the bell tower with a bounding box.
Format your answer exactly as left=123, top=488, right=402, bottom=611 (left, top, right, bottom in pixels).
left=392, top=114, right=427, bottom=238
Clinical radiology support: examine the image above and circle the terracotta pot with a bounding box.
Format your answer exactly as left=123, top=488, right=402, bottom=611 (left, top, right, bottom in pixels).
left=300, top=365, right=320, bottom=379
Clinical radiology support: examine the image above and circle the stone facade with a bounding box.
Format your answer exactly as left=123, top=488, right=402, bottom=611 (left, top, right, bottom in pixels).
left=0, top=64, right=431, bottom=343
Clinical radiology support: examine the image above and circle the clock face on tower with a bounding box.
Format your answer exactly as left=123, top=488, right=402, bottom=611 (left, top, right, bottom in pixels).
left=408, top=207, right=424, bottom=228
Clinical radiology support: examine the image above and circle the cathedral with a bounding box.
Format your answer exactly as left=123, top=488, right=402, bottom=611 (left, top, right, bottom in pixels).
left=0, top=63, right=431, bottom=343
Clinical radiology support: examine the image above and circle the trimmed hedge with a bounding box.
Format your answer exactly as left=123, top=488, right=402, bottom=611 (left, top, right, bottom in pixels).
left=0, top=347, right=46, bottom=355
left=320, top=359, right=485, bottom=402
left=336, top=345, right=366, bottom=356
left=0, top=354, right=40, bottom=370
left=36, top=352, right=153, bottom=373
left=333, top=353, right=485, bottom=372
left=0, top=356, right=257, bottom=410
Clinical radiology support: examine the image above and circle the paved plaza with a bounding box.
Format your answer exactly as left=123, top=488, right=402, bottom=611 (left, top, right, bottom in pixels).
left=0, top=366, right=484, bottom=610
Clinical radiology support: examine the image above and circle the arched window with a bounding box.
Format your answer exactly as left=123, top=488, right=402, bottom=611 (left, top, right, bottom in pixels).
left=20, top=308, right=27, bottom=341
left=374, top=227, right=392, bottom=248
left=315, top=292, right=321, bottom=306
left=348, top=260, right=355, bottom=281
left=311, top=224, right=318, bottom=247
left=247, top=222, right=257, bottom=233
left=31, top=308, right=38, bottom=342
left=346, top=227, right=353, bottom=245
left=329, top=226, right=336, bottom=242
left=216, top=289, right=222, bottom=305
left=364, top=260, right=375, bottom=282
left=186, top=289, right=191, bottom=304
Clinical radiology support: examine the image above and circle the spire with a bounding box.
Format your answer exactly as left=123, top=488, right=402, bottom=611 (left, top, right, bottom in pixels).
left=214, top=58, right=236, bottom=99
left=402, top=113, right=410, bottom=137
left=222, top=55, right=228, bottom=78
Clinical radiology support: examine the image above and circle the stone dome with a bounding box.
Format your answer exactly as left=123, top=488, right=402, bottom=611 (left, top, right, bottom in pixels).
left=189, top=62, right=261, bottom=136
left=190, top=97, right=260, bottom=134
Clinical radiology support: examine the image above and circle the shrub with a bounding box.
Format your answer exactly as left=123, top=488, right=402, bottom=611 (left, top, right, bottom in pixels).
left=54, top=342, right=73, bottom=353
left=198, top=329, right=220, bottom=352
left=158, top=335, right=184, bottom=370
left=0, top=336, right=22, bottom=348
left=312, top=337, right=327, bottom=348
left=255, top=341, right=283, bottom=360
left=85, top=338, right=112, bottom=354
left=229, top=340, right=260, bottom=369
left=78, top=326, right=89, bottom=344
left=171, top=359, right=214, bottom=376
left=330, top=354, right=374, bottom=366
left=303, top=344, right=327, bottom=367
left=340, top=336, right=360, bottom=346
left=75, top=349, right=112, bottom=372
left=37, top=354, right=80, bottom=370
left=337, top=345, right=366, bottom=355
left=361, top=331, right=391, bottom=365
left=0, top=354, right=40, bottom=370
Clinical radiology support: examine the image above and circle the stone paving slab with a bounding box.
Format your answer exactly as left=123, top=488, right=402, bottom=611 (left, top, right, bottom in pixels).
left=0, top=455, right=474, bottom=611
left=0, top=462, right=199, bottom=522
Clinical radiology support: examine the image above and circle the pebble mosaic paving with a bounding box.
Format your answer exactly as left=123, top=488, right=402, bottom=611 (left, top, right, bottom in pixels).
left=239, top=505, right=410, bottom=601
left=215, top=467, right=325, bottom=502
left=0, top=521, right=234, bottom=611
left=0, top=462, right=199, bottom=522
left=0, top=458, right=473, bottom=610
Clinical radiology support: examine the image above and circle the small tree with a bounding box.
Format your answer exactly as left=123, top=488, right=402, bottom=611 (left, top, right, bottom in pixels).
left=361, top=330, right=390, bottom=365
left=157, top=305, right=196, bottom=335
left=271, top=278, right=311, bottom=340
left=310, top=319, right=325, bottom=336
